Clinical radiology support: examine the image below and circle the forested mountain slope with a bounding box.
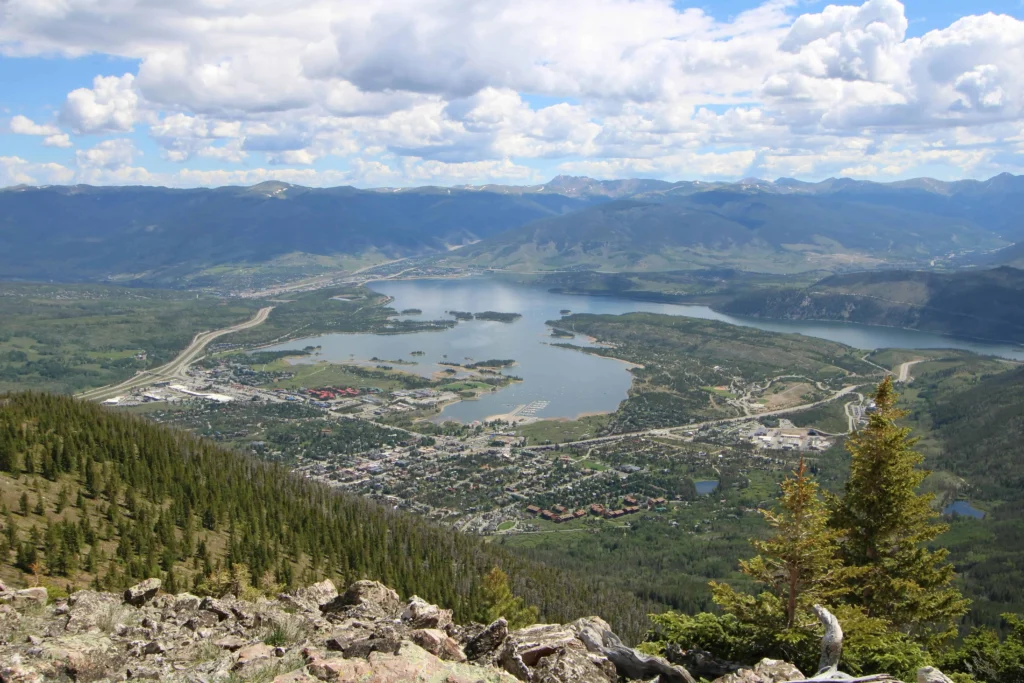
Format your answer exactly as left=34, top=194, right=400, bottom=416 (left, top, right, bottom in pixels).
left=719, top=266, right=1024, bottom=343
left=5, top=173, right=1024, bottom=283
left=0, top=184, right=591, bottom=283
left=906, top=364, right=1024, bottom=625
left=0, top=393, right=652, bottom=640
left=450, top=192, right=1007, bottom=273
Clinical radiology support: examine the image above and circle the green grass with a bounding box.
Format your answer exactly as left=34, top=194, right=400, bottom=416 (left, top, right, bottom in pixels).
left=497, top=521, right=516, bottom=531
left=517, top=414, right=613, bottom=444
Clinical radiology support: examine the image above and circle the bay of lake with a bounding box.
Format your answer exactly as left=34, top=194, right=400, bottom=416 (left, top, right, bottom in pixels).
left=263, top=278, right=1024, bottom=423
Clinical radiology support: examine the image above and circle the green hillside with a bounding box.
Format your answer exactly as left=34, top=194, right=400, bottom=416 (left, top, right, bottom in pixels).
left=719, top=266, right=1024, bottom=344
left=0, top=393, right=653, bottom=640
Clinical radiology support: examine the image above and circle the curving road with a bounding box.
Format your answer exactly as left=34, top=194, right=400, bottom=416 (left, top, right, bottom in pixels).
left=78, top=306, right=274, bottom=402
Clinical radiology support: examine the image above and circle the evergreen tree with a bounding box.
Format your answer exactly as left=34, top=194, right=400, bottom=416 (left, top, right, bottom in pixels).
left=477, top=567, right=539, bottom=629
left=831, top=377, right=969, bottom=644
left=713, top=458, right=855, bottom=631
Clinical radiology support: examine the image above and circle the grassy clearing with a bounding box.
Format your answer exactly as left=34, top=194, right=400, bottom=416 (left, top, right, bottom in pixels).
left=517, top=414, right=613, bottom=444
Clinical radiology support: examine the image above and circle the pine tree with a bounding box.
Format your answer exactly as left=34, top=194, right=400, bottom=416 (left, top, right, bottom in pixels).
left=477, top=567, right=539, bottom=628
left=714, top=458, right=856, bottom=631
left=832, top=377, right=969, bottom=644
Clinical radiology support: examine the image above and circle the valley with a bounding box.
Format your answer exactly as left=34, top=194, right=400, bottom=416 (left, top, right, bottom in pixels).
left=12, top=271, right=1017, bottom=637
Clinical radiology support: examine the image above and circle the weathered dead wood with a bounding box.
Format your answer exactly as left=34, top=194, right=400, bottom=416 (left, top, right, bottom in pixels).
left=786, top=606, right=903, bottom=683
left=574, top=617, right=697, bottom=683
left=814, top=603, right=844, bottom=676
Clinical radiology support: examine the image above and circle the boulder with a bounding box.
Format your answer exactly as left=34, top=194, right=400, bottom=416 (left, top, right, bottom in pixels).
left=335, top=634, right=402, bottom=659
left=123, top=578, right=162, bottom=607
left=39, top=634, right=119, bottom=681
left=409, top=628, right=467, bottom=662
left=320, top=580, right=401, bottom=619
left=918, top=667, right=956, bottom=683
left=170, top=592, right=202, bottom=612
left=507, top=623, right=579, bottom=667
left=402, top=595, right=454, bottom=631
left=3, top=588, right=48, bottom=610
left=214, top=635, right=248, bottom=651
left=280, top=579, right=338, bottom=613
left=712, top=658, right=804, bottom=683
left=64, top=591, right=121, bottom=634
left=357, top=641, right=518, bottom=683
left=200, top=596, right=232, bottom=621
left=531, top=646, right=618, bottom=683
left=307, top=655, right=372, bottom=681
left=233, top=643, right=275, bottom=671
left=497, top=639, right=532, bottom=681
left=465, top=617, right=509, bottom=662
left=142, top=640, right=168, bottom=655
left=0, top=663, right=43, bottom=683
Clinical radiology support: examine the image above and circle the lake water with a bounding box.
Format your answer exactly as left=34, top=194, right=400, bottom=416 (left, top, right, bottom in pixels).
left=695, top=480, right=719, bottom=496
left=943, top=500, right=985, bottom=519
left=264, top=278, right=1024, bottom=423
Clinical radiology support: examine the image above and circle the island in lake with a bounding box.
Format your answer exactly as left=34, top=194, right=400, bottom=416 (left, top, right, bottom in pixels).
left=447, top=310, right=474, bottom=320
left=400, top=308, right=423, bottom=315
left=474, top=311, right=523, bottom=322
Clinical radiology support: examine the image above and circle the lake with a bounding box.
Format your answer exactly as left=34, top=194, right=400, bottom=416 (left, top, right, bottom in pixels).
left=695, top=480, right=719, bottom=496
left=264, top=278, right=1024, bottom=423
left=943, top=500, right=985, bottom=519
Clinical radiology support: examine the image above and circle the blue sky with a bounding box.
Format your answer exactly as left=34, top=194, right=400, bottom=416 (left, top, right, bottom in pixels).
left=3, top=0, right=1024, bottom=187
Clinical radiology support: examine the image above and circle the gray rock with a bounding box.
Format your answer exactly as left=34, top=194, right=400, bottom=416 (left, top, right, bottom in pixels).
left=123, top=579, right=162, bottom=607
left=320, top=580, right=401, bottom=620
left=200, top=596, right=232, bottom=621
left=532, top=645, right=618, bottom=683
left=918, top=667, right=956, bottom=683
left=409, top=628, right=466, bottom=662
left=712, top=658, right=804, bottom=683
left=2, top=588, right=48, bottom=610
left=214, top=635, right=247, bottom=651
left=170, top=592, right=202, bottom=612
left=142, top=640, right=167, bottom=655
left=281, top=579, right=338, bottom=613
left=233, top=642, right=275, bottom=671
left=465, top=617, right=509, bottom=662
left=65, top=590, right=121, bottom=633
left=401, top=595, right=454, bottom=631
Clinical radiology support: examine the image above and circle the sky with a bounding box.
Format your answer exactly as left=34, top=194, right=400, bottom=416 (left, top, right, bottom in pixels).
left=3, top=0, right=1024, bottom=188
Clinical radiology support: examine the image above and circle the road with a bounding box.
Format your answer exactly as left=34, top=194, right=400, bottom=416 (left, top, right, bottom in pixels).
left=532, top=384, right=860, bottom=451
left=78, top=306, right=274, bottom=402
left=896, top=360, right=924, bottom=383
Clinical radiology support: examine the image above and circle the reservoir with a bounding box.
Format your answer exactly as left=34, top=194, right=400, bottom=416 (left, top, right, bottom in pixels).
left=264, top=278, right=1024, bottom=423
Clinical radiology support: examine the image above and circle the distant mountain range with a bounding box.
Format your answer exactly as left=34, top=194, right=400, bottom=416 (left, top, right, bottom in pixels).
left=2, top=173, right=1024, bottom=283
left=718, top=266, right=1024, bottom=344
left=0, top=182, right=592, bottom=283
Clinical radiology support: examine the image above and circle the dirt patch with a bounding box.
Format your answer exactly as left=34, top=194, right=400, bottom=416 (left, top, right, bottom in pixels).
left=763, top=382, right=816, bottom=410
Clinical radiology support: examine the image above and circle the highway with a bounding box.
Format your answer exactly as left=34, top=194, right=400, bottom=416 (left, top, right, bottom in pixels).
left=532, top=384, right=860, bottom=451
left=78, top=306, right=274, bottom=402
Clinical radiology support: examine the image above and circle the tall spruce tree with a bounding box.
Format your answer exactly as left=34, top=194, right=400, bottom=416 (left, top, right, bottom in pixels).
left=832, top=377, right=968, bottom=644
left=714, top=459, right=855, bottom=631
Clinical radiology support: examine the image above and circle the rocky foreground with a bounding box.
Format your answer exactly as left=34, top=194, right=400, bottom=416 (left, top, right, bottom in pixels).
left=0, top=578, right=949, bottom=683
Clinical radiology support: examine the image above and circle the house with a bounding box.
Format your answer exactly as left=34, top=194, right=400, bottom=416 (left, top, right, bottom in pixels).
left=526, top=505, right=541, bottom=515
